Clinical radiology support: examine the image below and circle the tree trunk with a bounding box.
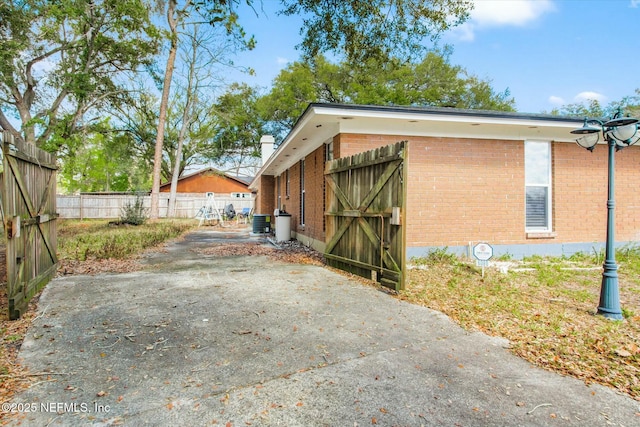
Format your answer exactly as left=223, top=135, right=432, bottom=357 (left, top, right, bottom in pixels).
left=150, top=0, right=179, bottom=219
left=168, top=27, right=199, bottom=217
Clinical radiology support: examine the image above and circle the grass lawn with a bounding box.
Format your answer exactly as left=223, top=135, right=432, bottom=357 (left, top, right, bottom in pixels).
left=402, top=248, right=640, bottom=401
left=57, top=218, right=197, bottom=261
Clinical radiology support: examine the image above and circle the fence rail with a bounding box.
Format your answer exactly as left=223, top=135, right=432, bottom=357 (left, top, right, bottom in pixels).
left=57, top=193, right=255, bottom=219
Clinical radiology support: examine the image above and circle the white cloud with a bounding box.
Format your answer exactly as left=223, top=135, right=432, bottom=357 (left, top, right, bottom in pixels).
left=471, top=0, right=556, bottom=27
left=631, top=0, right=640, bottom=8
left=452, top=0, right=556, bottom=41
left=276, top=57, right=289, bottom=66
left=548, top=95, right=564, bottom=105
left=574, top=91, right=607, bottom=103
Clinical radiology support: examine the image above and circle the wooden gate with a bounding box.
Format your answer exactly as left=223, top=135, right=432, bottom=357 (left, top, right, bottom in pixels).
left=324, top=141, right=406, bottom=291
left=1, top=132, right=58, bottom=319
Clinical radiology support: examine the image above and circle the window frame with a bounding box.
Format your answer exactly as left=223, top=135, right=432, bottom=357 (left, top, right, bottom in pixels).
left=524, top=140, right=552, bottom=232
left=276, top=174, right=282, bottom=210
left=285, top=169, right=290, bottom=198
left=299, top=159, right=305, bottom=226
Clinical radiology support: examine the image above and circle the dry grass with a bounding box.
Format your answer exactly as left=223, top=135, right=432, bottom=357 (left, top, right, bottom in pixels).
left=402, top=249, right=640, bottom=401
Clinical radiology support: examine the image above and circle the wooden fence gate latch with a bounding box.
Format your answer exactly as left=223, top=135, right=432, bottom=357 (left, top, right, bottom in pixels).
left=7, top=216, right=21, bottom=239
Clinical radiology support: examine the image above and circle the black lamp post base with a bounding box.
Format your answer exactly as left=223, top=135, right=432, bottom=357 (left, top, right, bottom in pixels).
left=597, top=267, right=623, bottom=320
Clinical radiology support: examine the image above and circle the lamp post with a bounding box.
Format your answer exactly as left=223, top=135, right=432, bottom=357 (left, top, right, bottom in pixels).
left=570, top=109, right=640, bottom=320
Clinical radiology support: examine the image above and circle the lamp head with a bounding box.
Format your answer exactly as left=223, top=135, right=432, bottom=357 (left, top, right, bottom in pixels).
left=571, top=118, right=600, bottom=150
left=611, top=123, right=639, bottom=145
left=604, top=116, right=638, bottom=128
left=570, top=118, right=601, bottom=135
left=603, top=108, right=639, bottom=129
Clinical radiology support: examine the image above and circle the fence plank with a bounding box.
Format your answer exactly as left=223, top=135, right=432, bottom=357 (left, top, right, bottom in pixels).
left=324, top=142, right=406, bottom=291
left=2, top=131, right=58, bottom=319
left=56, top=193, right=255, bottom=219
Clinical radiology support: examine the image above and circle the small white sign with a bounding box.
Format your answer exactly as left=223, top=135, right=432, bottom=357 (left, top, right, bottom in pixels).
left=473, top=242, right=493, bottom=261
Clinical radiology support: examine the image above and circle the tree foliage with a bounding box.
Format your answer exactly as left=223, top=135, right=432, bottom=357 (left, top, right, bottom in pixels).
left=57, top=120, right=151, bottom=193
left=281, top=0, right=472, bottom=64
left=547, top=89, right=640, bottom=120
left=0, top=0, right=161, bottom=147
left=2, top=0, right=476, bottom=198
left=258, top=52, right=515, bottom=139
left=208, top=83, right=265, bottom=176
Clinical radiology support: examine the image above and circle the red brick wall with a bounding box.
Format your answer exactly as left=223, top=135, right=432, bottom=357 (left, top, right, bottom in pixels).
left=405, top=138, right=640, bottom=247
left=553, top=143, right=640, bottom=243
left=335, top=133, right=399, bottom=157
left=273, top=145, right=327, bottom=244
left=160, top=171, right=248, bottom=193
left=405, top=137, right=524, bottom=247
left=255, top=175, right=275, bottom=215
left=302, top=145, right=326, bottom=241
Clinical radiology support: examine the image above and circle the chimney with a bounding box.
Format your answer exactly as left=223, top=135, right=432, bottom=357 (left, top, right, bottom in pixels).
left=260, top=135, right=275, bottom=166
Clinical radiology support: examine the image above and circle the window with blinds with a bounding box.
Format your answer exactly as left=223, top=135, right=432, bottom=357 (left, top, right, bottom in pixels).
left=525, top=141, right=551, bottom=231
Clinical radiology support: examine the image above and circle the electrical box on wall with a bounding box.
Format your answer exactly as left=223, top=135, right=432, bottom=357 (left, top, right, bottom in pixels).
left=390, top=207, right=401, bottom=225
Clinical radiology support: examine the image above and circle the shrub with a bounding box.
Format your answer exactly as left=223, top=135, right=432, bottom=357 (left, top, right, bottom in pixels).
left=120, top=193, right=148, bottom=225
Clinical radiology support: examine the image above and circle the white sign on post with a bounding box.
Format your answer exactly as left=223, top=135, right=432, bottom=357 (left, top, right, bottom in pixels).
left=473, top=242, right=493, bottom=277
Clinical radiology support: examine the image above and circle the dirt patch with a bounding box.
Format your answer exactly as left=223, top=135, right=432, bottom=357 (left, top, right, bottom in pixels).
left=0, top=296, right=39, bottom=411
left=58, top=258, right=144, bottom=276
left=193, top=240, right=324, bottom=266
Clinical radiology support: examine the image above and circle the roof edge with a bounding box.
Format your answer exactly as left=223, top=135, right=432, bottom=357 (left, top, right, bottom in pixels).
left=307, top=102, right=583, bottom=123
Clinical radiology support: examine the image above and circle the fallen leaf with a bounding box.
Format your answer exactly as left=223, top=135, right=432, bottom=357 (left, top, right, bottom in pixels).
left=615, top=348, right=632, bottom=357
left=379, top=407, right=387, bottom=413
left=371, top=417, right=377, bottom=424
left=96, top=390, right=107, bottom=397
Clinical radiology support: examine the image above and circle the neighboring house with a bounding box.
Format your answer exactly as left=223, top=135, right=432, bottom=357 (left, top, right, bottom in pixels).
left=249, top=103, right=640, bottom=281
left=160, top=167, right=252, bottom=196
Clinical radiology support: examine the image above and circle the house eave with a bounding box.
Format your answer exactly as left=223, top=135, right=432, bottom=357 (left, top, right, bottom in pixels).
left=250, top=103, right=585, bottom=186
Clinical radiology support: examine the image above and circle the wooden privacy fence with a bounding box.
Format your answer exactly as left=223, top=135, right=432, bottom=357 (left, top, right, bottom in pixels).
left=57, top=193, right=255, bottom=219
left=1, top=132, right=58, bottom=319
left=324, top=141, right=406, bottom=291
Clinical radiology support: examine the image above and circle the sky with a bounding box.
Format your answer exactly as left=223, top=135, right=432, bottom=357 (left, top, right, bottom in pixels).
left=230, top=0, right=640, bottom=114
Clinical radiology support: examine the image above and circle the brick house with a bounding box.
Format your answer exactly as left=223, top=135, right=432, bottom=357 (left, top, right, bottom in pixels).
left=160, top=167, right=251, bottom=195
left=249, top=103, right=640, bottom=261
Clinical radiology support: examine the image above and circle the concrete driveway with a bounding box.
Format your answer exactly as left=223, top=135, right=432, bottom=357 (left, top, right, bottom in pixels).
left=6, top=228, right=640, bottom=426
